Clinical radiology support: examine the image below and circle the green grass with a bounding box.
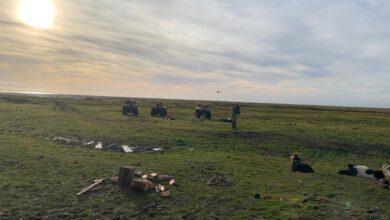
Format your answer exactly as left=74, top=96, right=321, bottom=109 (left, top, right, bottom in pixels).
left=0, top=94, right=389, bottom=219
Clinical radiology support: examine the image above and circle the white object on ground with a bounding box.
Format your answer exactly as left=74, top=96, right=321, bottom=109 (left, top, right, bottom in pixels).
left=95, top=142, right=102, bottom=149
left=122, top=145, right=134, bottom=153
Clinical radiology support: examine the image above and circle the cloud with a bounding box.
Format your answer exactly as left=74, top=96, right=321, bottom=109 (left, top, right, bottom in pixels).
left=0, top=0, right=389, bottom=107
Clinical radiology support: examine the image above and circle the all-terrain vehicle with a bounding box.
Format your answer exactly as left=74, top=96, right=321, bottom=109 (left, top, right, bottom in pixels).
left=122, top=100, right=139, bottom=116
left=151, top=103, right=168, bottom=117
left=194, top=105, right=212, bottom=119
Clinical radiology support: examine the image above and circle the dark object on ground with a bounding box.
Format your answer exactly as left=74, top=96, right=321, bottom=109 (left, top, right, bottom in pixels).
left=338, top=164, right=385, bottom=180
left=254, top=193, right=261, bottom=199
left=122, top=100, right=138, bottom=116
left=195, top=105, right=212, bottom=119
left=337, top=164, right=358, bottom=176
left=374, top=170, right=385, bottom=179
left=118, top=166, right=135, bottom=188
left=290, top=153, right=315, bottom=173
left=207, top=172, right=232, bottom=186
left=151, top=103, right=168, bottom=117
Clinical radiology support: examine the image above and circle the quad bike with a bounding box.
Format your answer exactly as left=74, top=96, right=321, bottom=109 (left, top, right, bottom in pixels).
left=151, top=103, right=168, bottom=117
left=122, top=100, right=139, bottom=116
left=194, top=105, right=212, bottom=119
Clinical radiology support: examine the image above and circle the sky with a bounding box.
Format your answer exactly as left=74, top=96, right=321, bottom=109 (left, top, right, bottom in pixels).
left=0, top=0, right=390, bottom=107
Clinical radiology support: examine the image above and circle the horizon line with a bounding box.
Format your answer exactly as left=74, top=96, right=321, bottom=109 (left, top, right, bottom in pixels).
left=1, top=91, right=389, bottom=111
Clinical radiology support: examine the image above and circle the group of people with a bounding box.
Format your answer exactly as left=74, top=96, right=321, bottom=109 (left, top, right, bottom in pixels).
left=290, top=153, right=389, bottom=189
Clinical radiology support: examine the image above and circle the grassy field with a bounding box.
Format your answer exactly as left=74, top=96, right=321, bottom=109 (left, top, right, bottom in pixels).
left=0, top=94, right=389, bottom=220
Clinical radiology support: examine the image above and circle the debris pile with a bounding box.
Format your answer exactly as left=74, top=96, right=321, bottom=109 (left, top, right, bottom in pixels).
left=52, top=137, right=172, bottom=153
left=78, top=165, right=177, bottom=198
left=207, top=172, right=232, bottom=186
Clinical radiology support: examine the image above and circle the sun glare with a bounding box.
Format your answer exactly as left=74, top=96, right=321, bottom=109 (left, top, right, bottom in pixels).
left=17, top=0, right=56, bottom=29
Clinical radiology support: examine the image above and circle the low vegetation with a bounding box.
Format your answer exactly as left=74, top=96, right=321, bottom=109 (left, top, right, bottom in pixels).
left=0, top=94, right=389, bottom=219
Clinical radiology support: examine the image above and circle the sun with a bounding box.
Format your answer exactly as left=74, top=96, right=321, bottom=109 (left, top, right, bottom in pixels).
left=17, top=0, right=56, bottom=29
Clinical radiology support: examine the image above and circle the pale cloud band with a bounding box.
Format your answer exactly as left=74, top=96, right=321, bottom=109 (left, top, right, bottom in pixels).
left=0, top=0, right=389, bottom=107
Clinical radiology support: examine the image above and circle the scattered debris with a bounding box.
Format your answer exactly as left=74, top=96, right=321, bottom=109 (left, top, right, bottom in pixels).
left=207, top=173, right=232, bottom=186
left=169, top=179, right=176, bottom=186
left=95, top=142, right=102, bottom=149
left=122, top=145, right=134, bottom=153
left=156, top=184, right=166, bottom=192
left=77, top=165, right=176, bottom=199
left=52, top=137, right=172, bottom=153
left=130, top=178, right=155, bottom=192
left=76, top=178, right=105, bottom=196
left=154, top=183, right=171, bottom=197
